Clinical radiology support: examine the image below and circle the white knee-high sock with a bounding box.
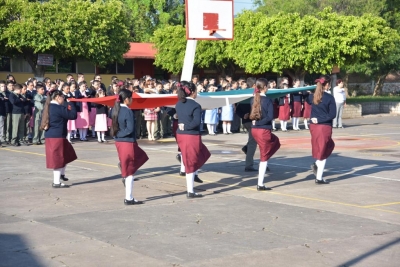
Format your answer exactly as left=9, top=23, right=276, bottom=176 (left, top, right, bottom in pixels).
left=315, top=159, right=326, bottom=180
left=101, top=132, right=105, bottom=141
left=258, top=161, right=268, bottom=186
left=180, top=156, right=186, bottom=173
left=296, top=118, right=300, bottom=129
left=67, top=132, right=71, bottom=141
left=227, top=123, right=231, bottom=133
left=282, top=121, right=287, bottom=130
left=97, top=131, right=101, bottom=141
left=84, top=128, right=88, bottom=138
left=186, top=172, right=195, bottom=193
left=272, top=120, right=276, bottom=129
left=304, top=119, right=309, bottom=129
left=222, top=123, right=227, bottom=133
left=53, top=168, right=62, bottom=184
left=207, top=124, right=213, bottom=134
left=79, top=128, right=84, bottom=139
left=125, top=175, right=134, bottom=200
left=292, top=118, right=296, bottom=128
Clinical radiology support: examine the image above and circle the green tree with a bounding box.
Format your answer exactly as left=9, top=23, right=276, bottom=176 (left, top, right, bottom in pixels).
left=0, top=0, right=130, bottom=78
left=152, top=25, right=235, bottom=75
left=228, top=9, right=400, bottom=82
left=123, top=0, right=184, bottom=42
left=254, top=0, right=385, bottom=16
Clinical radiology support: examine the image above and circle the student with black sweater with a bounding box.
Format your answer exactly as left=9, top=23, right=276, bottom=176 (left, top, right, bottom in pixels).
left=9, top=84, right=26, bottom=146
left=306, top=76, right=336, bottom=184
left=250, top=78, right=281, bottom=191
left=40, top=90, right=78, bottom=188
left=111, top=89, right=148, bottom=205
left=175, top=81, right=210, bottom=198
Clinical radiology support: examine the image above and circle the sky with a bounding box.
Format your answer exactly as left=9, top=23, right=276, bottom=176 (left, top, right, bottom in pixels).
left=234, top=0, right=255, bottom=15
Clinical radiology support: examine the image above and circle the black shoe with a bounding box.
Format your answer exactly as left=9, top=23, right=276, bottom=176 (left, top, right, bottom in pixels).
left=241, top=145, right=248, bottom=155
left=179, top=171, right=186, bottom=176
left=311, top=163, right=317, bottom=176
left=245, top=167, right=258, bottom=172
left=60, top=175, right=69, bottom=181
left=257, top=185, right=272, bottom=191
left=52, top=183, right=69, bottom=188
left=315, top=179, right=330, bottom=184
left=124, top=199, right=144, bottom=205
left=176, top=154, right=181, bottom=163
left=187, top=192, right=203, bottom=198
left=194, top=175, right=203, bottom=183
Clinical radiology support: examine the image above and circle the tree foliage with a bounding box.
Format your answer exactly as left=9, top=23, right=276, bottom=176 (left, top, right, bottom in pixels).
left=152, top=25, right=233, bottom=75
left=123, top=0, right=184, bottom=42
left=228, top=9, right=400, bottom=80
left=254, top=0, right=385, bottom=16
left=0, top=0, right=130, bottom=76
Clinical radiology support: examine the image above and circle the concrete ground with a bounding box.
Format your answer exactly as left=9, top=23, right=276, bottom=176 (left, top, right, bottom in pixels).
left=0, top=115, right=399, bottom=267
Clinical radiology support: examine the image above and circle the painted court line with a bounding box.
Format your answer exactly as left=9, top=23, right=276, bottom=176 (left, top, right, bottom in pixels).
left=2, top=148, right=399, bottom=215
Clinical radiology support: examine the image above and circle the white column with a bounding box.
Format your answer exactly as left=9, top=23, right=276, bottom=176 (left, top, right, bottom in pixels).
left=180, top=40, right=197, bottom=82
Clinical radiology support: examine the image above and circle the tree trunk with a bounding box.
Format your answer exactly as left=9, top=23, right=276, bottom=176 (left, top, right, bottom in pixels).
left=343, top=72, right=350, bottom=98
left=284, top=69, right=306, bottom=86
left=24, top=53, right=46, bottom=81
left=372, top=74, right=387, bottom=96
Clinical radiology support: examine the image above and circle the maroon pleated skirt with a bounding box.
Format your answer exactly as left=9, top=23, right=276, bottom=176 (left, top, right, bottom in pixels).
left=252, top=128, right=281, bottom=161
left=115, top=141, right=149, bottom=177
left=278, top=102, right=291, bottom=120
left=273, top=102, right=279, bottom=119
left=176, top=133, right=210, bottom=173
left=309, top=124, right=335, bottom=160
left=291, top=101, right=303, bottom=117
left=172, top=120, right=180, bottom=152
left=303, top=102, right=311, bottom=118
left=46, top=138, right=77, bottom=169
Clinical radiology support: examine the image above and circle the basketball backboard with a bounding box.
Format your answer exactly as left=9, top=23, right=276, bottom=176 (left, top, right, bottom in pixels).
left=185, top=0, right=234, bottom=40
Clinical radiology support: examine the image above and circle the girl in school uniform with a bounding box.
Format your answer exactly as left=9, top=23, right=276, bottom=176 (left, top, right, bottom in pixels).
left=250, top=78, right=281, bottom=191
left=290, top=79, right=303, bottom=130
left=306, top=76, right=336, bottom=184
left=176, top=81, right=210, bottom=198
left=144, top=106, right=160, bottom=141
left=68, top=82, right=77, bottom=140
left=302, top=87, right=312, bottom=130
left=111, top=89, right=149, bottom=205
left=278, top=82, right=291, bottom=131
left=268, top=80, right=279, bottom=131
left=94, top=90, right=108, bottom=143
left=40, top=90, right=77, bottom=188
left=75, top=82, right=90, bottom=141
left=61, top=84, right=74, bottom=143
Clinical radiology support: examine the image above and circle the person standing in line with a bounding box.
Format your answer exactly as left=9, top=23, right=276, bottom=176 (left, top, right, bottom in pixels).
left=32, top=83, right=46, bottom=145
left=75, top=82, right=90, bottom=141
left=332, top=79, right=346, bottom=128
left=278, top=81, right=291, bottom=132
left=236, top=77, right=258, bottom=172
left=302, top=84, right=312, bottom=130
left=176, top=81, right=210, bottom=198
left=0, top=81, right=6, bottom=147
left=94, top=90, right=108, bottom=143
left=250, top=78, right=281, bottom=191
left=291, top=79, right=303, bottom=130
left=4, top=81, right=14, bottom=143
left=20, top=84, right=32, bottom=144
left=306, top=76, right=336, bottom=184
left=111, top=89, right=148, bottom=205
left=9, top=84, right=27, bottom=146
left=40, top=90, right=78, bottom=188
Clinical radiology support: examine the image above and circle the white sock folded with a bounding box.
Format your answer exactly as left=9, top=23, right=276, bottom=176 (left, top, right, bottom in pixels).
left=315, top=159, right=326, bottom=180
left=186, top=172, right=194, bottom=193
left=125, top=175, right=134, bottom=200
left=227, top=123, right=231, bottom=133
left=53, top=168, right=62, bottom=184
left=180, top=155, right=186, bottom=173
left=258, top=161, right=268, bottom=186
left=222, top=123, right=227, bottom=134
left=304, top=119, right=309, bottom=129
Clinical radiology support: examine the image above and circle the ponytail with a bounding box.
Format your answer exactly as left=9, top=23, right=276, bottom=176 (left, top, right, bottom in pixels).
left=110, top=89, right=133, bottom=137
left=250, top=78, right=268, bottom=120
left=40, top=89, right=64, bottom=131
left=313, top=75, right=331, bottom=105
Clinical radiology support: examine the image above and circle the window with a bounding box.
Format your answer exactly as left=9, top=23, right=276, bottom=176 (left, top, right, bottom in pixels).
left=98, top=62, right=117, bottom=74
left=58, top=59, right=76, bottom=73
left=0, top=57, right=11, bottom=72
left=77, top=60, right=95, bottom=73
left=117, top=59, right=134, bottom=74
